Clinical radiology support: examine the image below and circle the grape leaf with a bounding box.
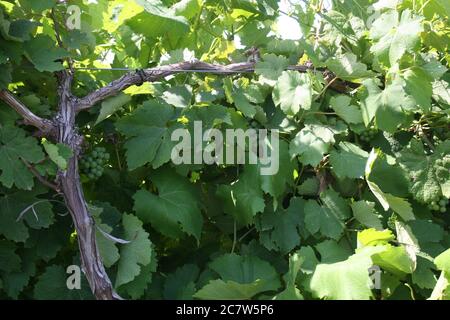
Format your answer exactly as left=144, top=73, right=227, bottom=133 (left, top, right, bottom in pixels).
left=127, top=0, right=189, bottom=42
left=369, top=9, right=423, bottom=66
left=310, top=250, right=375, bottom=300
left=304, top=189, right=349, bottom=240
left=256, top=197, right=305, bottom=254
left=326, top=53, right=375, bottom=82
left=255, top=54, right=289, bottom=84
left=42, top=140, right=73, bottom=171
left=24, top=35, right=68, bottom=72
left=163, top=264, right=199, bottom=300
left=133, top=168, right=203, bottom=241
left=330, top=141, right=368, bottom=179
left=399, top=140, right=450, bottom=202
left=33, top=265, right=92, bottom=300
left=290, top=124, right=336, bottom=166
left=330, top=95, right=363, bottom=124
left=204, top=253, right=281, bottom=295
left=115, top=214, right=154, bottom=288
left=0, top=188, right=54, bottom=242
left=0, top=125, right=45, bottom=190
left=273, top=252, right=304, bottom=300
left=217, top=165, right=265, bottom=226
left=273, top=71, right=313, bottom=115
left=351, top=201, right=383, bottom=230
left=96, top=93, right=132, bottom=125
left=115, top=100, right=177, bottom=170
left=259, top=140, right=296, bottom=202
left=360, top=78, right=414, bottom=133
left=0, top=240, right=21, bottom=272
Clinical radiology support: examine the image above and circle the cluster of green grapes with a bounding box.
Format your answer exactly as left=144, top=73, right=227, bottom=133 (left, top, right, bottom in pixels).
left=80, top=147, right=110, bottom=180
left=360, top=127, right=378, bottom=142
left=427, top=196, right=449, bottom=213
left=435, top=155, right=450, bottom=183
left=423, top=156, right=450, bottom=213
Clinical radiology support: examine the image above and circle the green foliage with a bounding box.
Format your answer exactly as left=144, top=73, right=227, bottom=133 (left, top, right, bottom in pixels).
left=0, top=0, right=449, bottom=301
left=0, top=126, right=44, bottom=190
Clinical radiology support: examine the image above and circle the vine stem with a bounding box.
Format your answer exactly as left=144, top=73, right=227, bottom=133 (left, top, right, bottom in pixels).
left=231, top=220, right=237, bottom=254
left=55, top=70, right=121, bottom=300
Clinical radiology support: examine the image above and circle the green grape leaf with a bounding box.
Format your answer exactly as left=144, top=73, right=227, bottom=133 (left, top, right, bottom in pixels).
left=24, top=35, right=68, bottom=72
left=273, top=252, right=304, bottom=300
left=193, top=279, right=268, bottom=300
left=160, top=85, right=192, bottom=109
left=33, top=265, right=92, bottom=300
left=115, top=100, right=176, bottom=170
left=255, top=54, right=289, bottom=84
left=310, top=250, right=375, bottom=300
left=273, top=71, right=313, bottom=115
left=119, top=260, right=157, bottom=299
left=351, top=201, right=383, bottom=230
left=115, top=214, right=154, bottom=288
left=231, top=90, right=257, bottom=118
left=326, top=53, right=375, bottom=82
left=304, top=189, right=350, bottom=240
left=369, top=9, right=423, bottom=66
left=297, top=177, right=319, bottom=196
left=163, top=264, right=199, bottom=300
left=96, top=224, right=120, bottom=268
left=217, top=165, right=265, bottom=226
left=42, top=140, right=73, bottom=171
left=290, top=124, right=336, bottom=166
left=133, top=168, right=203, bottom=241
left=330, top=141, right=368, bottom=179
left=399, top=140, right=450, bottom=202
left=96, top=93, right=132, bottom=125
left=0, top=126, right=45, bottom=190
left=172, top=0, right=202, bottom=19
left=330, top=95, right=363, bottom=124
left=435, top=249, right=450, bottom=273
left=0, top=240, right=21, bottom=272
left=207, top=253, right=281, bottom=293
left=259, top=140, right=295, bottom=202
left=360, top=78, right=414, bottom=133
left=315, top=239, right=352, bottom=264
left=403, top=67, right=433, bottom=112
left=127, top=0, right=189, bottom=41
left=0, top=188, right=54, bottom=242
left=256, top=197, right=305, bottom=254
left=19, top=0, right=56, bottom=13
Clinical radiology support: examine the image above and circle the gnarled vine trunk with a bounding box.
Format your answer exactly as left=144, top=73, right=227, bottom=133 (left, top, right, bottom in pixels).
left=56, top=71, right=120, bottom=300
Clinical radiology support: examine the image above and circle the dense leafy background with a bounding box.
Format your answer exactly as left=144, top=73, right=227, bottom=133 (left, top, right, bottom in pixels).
left=0, top=0, right=449, bottom=300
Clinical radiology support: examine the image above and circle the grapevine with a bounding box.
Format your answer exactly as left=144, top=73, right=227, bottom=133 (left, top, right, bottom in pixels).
left=0, top=0, right=449, bottom=302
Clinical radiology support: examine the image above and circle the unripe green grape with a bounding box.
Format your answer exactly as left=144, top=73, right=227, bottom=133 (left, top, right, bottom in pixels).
left=432, top=204, right=439, bottom=211
left=440, top=207, right=447, bottom=213
left=439, top=199, right=447, bottom=206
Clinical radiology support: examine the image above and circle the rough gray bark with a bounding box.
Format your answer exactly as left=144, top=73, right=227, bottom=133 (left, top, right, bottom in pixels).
left=75, top=60, right=351, bottom=111
left=55, top=70, right=121, bottom=300
left=0, top=90, right=54, bottom=134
